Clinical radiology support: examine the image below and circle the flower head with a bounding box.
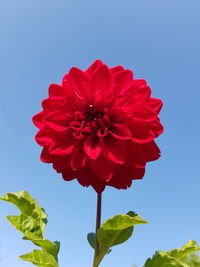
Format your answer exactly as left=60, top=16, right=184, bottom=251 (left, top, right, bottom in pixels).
left=33, top=60, right=163, bottom=193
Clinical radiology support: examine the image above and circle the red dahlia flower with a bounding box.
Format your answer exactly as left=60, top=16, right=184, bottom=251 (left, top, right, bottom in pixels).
left=33, top=60, right=163, bottom=193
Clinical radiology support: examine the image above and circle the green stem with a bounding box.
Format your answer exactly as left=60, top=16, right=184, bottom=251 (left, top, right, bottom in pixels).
left=93, top=247, right=109, bottom=267
left=92, top=192, right=102, bottom=267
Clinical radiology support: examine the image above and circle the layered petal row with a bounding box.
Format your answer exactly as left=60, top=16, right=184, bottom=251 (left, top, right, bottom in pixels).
left=33, top=60, right=163, bottom=193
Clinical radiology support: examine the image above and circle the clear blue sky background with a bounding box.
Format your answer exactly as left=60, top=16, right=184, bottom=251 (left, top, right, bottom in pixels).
left=0, top=1, right=199, bottom=267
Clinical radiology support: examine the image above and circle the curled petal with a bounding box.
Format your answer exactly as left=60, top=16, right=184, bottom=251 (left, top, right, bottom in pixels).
left=84, top=135, right=101, bottom=160
left=97, top=128, right=108, bottom=137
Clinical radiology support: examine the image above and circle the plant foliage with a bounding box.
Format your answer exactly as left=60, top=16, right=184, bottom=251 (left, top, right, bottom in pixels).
left=0, top=191, right=60, bottom=267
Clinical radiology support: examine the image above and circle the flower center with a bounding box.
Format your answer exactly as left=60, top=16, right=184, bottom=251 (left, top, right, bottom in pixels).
left=70, top=105, right=110, bottom=139
left=85, top=105, right=105, bottom=121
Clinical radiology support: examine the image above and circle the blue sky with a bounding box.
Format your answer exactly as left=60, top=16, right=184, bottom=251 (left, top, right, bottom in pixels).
left=0, top=0, right=200, bottom=266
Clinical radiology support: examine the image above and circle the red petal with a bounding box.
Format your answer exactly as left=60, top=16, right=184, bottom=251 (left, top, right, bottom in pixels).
left=42, top=97, right=69, bottom=113
left=126, top=141, right=146, bottom=167
left=71, top=141, right=87, bottom=171
left=42, top=111, right=68, bottom=132
left=110, top=66, right=124, bottom=73
left=107, top=165, right=133, bottom=189
left=132, top=166, right=145, bottom=180
left=49, top=135, right=77, bottom=155
left=142, top=141, right=161, bottom=162
left=53, top=156, right=69, bottom=172
left=76, top=167, right=106, bottom=193
left=84, top=135, right=101, bottom=160
left=130, top=105, right=158, bottom=122
left=32, top=111, right=45, bottom=129
left=90, top=64, right=112, bottom=101
left=75, top=167, right=93, bottom=187
left=131, top=79, right=151, bottom=104
left=114, top=69, right=133, bottom=95
left=109, top=123, right=132, bottom=140
left=69, top=67, right=90, bottom=103
left=89, top=155, right=116, bottom=182
left=150, top=118, right=164, bottom=137
left=40, top=147, right=53, bottom=163
left=148, top=98, right=163, bottom=114
left=62, top=169, right=76, bottom=181
left=61, top=74, right=73, bottom=96
left=115, top=95, right=131, bottom=109
left=131, top=118, right=163, bottom=144
left=35, top=128, right=53, bottom=146
left=100, top=136, right=126, bottom=164
left=108, top=165, right=145, bottom=189
left=86, top=60, right=104, bottom=74
left=49, top=84, right=64, bottom=97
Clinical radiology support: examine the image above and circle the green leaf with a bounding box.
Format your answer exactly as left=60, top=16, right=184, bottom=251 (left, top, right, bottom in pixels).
left=127, top=211, right=148, bottom=222
left=7, top=214, right=43, bottom=238
left=143, top=241, right=200, bottom=267
left=92, top=213, right=148, bottom=267
left=87, top=232, right=112, bottom=255
left=97, top=214, right=148, bottom=248
left=1, top=191, right=60, bottom=266
left=29, top=239, right=60, bottom=259
left=19, top=250, right=58, bottom=267
left=167, top=240, right=200, bottom=259
left=6, top=212, right=59, bottom=260
left=87, top=232, right=96, bottom=249
left=180, top=253, right=200, bottom=266
left=144, top=251, right=189, bottom=267
left=0, top=191, right=47, bottom=234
